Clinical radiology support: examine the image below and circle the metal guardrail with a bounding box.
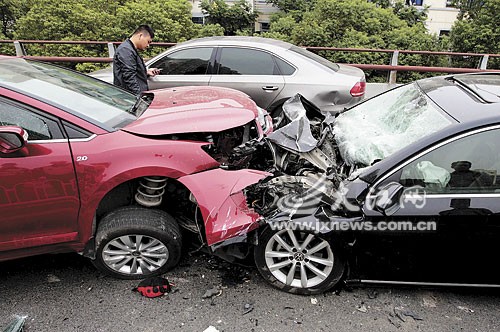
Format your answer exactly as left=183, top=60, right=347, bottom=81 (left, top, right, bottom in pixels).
left=1, top=39, right=499, bottom=83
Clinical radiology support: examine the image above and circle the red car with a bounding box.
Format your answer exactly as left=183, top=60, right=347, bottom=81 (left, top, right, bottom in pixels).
left=0, top=57, right=271, bottom=279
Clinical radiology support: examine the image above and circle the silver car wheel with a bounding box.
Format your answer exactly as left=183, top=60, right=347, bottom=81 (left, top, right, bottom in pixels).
left=102, top=234, right=169, bottom=275
left=264, top=229, right=334, bottom=289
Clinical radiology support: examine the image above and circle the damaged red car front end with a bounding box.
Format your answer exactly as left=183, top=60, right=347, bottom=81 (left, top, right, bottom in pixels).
left=0, top=56, right=273, bottom=280
left=179, top=168, right=269, bottom=246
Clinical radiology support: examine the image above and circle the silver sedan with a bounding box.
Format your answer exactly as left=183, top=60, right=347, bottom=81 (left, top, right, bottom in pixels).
left=91, top=36, right=366, bottom=117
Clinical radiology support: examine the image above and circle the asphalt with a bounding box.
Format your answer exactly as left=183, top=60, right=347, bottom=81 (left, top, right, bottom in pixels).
left=1, top=251, right=499, bottom=332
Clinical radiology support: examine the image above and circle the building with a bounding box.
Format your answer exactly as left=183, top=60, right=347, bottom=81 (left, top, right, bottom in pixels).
left=413, top=0, right=460, bottom=35
left=189, top=0, right=279, bottom=32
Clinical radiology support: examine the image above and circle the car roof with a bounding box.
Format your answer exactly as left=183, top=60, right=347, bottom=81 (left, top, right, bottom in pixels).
left=417, top=72, right=500, bottom=124
left=172, top=36, right=295, bottom=50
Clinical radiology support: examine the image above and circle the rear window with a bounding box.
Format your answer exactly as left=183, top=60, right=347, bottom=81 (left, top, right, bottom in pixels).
left=453, top=74, right=500, bottom=103
left=289, top=46, right=339, bottom=72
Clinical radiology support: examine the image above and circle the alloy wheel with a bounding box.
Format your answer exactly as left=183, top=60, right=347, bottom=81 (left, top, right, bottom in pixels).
left=102, top=234, right=169, bottom=275
left=264, top=229, right=334, bottom=289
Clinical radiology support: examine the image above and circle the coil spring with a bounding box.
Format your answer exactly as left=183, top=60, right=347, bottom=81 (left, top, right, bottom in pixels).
left=135, top=176, right=167, bottom=207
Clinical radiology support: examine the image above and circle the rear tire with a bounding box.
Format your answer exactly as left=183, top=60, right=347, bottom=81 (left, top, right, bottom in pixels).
left=93, top=206, right=182, bottom=279
left=254, top=227, right=345, bottom=295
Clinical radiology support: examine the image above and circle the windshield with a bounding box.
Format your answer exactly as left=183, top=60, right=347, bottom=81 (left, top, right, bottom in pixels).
left=333, top=82, right=455, bottom=167
left=0, top=58, right=137, bottom=129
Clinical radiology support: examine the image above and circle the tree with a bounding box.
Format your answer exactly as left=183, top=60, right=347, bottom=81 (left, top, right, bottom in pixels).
left=12, top=0, right=199, bottom=71
left=264, top=0, right=448, bottom=82
left=451, top=0, right=485, bottom=19
left=0, top=0, right=30, bottom=39
left=200, top=0, right=258, bottom=35
left=450, top=0, right=500, bottom=69
left=265, top=0, right=317, bottom=12
left=392, top=0, right=428, bottom=27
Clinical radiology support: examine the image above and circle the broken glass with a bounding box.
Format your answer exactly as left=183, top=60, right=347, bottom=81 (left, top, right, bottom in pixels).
left=333, top=83, right=454, bottom=167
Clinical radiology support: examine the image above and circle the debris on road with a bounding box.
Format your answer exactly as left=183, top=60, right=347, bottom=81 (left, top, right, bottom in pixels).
left=2, top=315, right=27, bottom=332
left=310, top=298, right=318, bottom=305
left=202, top=288, right=222, bottom=299
left=47, top=274, right=61, bottom=283
left=202, top=326, right=219, bottom=332
left=367, top=289, right=378, bottom=299
left=388, top=313, right=402, bottom=328
left=422, top=293, right=438, bottom=308
left=132, top=276, right=172, bottom=298
left=242, top=303, right=254, bottom=315
left=457, top=305, right=474, bottom=313
left=394, top=307, right=424, bottom=322
left=356, top=304, right=368, bottom=313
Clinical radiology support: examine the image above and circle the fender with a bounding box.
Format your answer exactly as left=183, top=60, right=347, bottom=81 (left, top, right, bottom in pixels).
left=70, top=131, right=220, bottom=242
left=179, top=168, right=270, bottom=246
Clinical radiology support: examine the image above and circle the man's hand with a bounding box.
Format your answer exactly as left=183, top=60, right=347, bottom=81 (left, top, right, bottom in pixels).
left=147, top=68, right=162, bottom=77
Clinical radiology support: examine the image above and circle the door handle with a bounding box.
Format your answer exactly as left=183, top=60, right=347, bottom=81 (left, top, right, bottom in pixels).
left=262, top=86, right=279, bottom=91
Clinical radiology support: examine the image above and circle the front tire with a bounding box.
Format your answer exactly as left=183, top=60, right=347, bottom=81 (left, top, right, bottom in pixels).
left=93, top=206, right=182, bottom=279
left=254, top=227, right=345, bottom=295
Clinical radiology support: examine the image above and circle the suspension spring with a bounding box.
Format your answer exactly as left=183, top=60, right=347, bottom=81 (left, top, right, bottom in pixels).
left=135, top=176, right=167, bottom=207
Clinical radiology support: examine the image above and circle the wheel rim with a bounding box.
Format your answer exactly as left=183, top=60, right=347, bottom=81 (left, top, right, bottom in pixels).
left=264, top=229, right=334, bottom=289
left=102, top=234, right=169, bottom=275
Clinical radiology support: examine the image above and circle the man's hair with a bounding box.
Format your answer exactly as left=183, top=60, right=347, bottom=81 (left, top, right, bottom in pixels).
left=133, top=25, right=154, bottom=39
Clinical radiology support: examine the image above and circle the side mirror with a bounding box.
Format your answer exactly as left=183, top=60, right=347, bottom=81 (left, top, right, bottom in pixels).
left=0, top=126, right=28, bottom=154
left=373, top=182, right=404, bottom=216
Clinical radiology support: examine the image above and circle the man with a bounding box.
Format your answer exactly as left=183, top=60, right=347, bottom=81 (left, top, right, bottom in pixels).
left=113, top=24, right=160, bottom=96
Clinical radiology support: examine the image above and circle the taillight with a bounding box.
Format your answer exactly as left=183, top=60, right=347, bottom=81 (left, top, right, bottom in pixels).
left=350, top=81, right=366, bottom=97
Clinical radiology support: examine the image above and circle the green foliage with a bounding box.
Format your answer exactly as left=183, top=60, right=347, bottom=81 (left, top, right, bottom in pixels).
left=265, top=15, right=296, bottom=39
left=265, top=0, right=449, bottom=82
left=450, top=0, right=500, bottom=69
left=369, top=0, right=392, bottom=8
left=0, top=0, right=494, bottom=80
left=195, top=23, right=225, bottom=38
left=0, top=0, right=29, bottom=38
left=200, top=0, right=258, bottom=36
left=392, top=0, right=428, bottom=27
left=451, top=0, right=485, bottom=20
left=112, top=0, right=197, bottom=43
left=265, top=0, right=317, bottom=12
left=8, top=0, right=197, bottom=70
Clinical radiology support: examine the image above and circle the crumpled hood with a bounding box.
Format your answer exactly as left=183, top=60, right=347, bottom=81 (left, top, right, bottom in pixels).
left=123, top=86, right=258, bottom=136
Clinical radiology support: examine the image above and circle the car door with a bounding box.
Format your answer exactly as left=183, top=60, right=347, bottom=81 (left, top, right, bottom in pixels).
left=209, top=47, right=285, bottom=110
left=0, top=98, right=79, bottom=252
left=356, top=126, right=500, bottom=285
left=147, top=47, right=216, bottom=90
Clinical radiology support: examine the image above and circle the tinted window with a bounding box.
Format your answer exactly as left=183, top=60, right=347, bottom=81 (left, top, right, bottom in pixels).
left=217, top=48, right=279, bottom=75
left=275, top=57, right=295, bottom=75
left=290, top=46, right=339, bottom=72
left=399, top=128, right=500, bottom=194
left=0, top=101, right=51, bottom=140
left=153, top=48, right=213, bottom=75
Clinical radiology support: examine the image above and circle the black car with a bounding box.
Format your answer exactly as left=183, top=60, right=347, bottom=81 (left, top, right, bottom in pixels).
left=248, top=72, right=500, bottom=295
